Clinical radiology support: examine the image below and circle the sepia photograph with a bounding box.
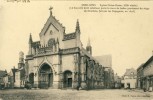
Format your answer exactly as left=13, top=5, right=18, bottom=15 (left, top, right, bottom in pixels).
left=0, top=0, right=153, bottom=99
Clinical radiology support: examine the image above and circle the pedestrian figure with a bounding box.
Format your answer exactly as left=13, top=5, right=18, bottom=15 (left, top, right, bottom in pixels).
left=143, top=87, right=146, bottom=92
left=77, top=85, right=79, bottom=91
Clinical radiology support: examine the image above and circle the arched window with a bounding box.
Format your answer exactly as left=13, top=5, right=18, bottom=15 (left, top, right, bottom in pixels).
left=48, top=38, right=55, bottom=47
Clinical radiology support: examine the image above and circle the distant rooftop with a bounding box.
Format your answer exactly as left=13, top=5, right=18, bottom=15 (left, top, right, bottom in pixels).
left=143, top=56, right=153, bottom=69
left=124, top=68, right=137, bottom=76
left=94, top=55, right=112, bottom=67
left=0, top=70, right=7, bottom=77
left=137, top=63, right=144, bottom=71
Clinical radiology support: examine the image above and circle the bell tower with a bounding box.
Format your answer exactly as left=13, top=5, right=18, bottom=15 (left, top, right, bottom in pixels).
left=18, top=51, right=25, bottom=69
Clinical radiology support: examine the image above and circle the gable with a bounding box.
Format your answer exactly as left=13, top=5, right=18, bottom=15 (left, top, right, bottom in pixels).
left=40, top=23, right=60, bottom=46
left=45, top=23, right=59, bottom=37
left=39, top=15, right=65, bottom=37
left=45, top=23, right=59, bottom=35
left=39, top=15, right=66, bottom=46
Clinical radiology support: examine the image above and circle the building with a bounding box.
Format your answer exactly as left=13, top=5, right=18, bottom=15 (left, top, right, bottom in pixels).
left=136, top=63, right=144, bottom=89
left=121, top=68, right=137, bottom=89
left=24, top=7, right=107, bottom=89
left=94, top=55, right=112, bottom=68
left=0, top=70, right=7, bottom=89
left=3, top=72, right=9, bottom=88
left=103, top=67, right=114, bottom=88
left=9, top=67, right=18, bottom=88
left=95, top=55, right=114, bottom=89
left=114, top=73, right=121, bottom=89
left=14, top=51, right=26, bottom=88
left=7, top=52, right=26, bottom=89
left=142, top=56, right=153, bottom=91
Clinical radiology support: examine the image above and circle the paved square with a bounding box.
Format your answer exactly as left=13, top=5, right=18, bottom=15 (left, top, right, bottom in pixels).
left=0, top=89, right=152, bottom=100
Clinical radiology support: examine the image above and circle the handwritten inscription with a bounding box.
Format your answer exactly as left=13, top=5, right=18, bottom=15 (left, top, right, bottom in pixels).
left=6, top=0, right=30, bottom=3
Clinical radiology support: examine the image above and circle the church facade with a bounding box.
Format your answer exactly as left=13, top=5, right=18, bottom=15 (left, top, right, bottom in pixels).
left=25, top=8, right=105, bottom=89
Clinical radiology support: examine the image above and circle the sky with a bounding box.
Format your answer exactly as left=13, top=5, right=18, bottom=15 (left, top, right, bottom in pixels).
left=0, top=0, right=153, bottom=76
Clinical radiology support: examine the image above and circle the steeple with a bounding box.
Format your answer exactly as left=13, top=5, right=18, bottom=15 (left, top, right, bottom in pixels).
left=86, top=38, right=92, bottom=55
left=29, top=33, right=33, bottom=44
left=75, top=19, right=80, bottom=33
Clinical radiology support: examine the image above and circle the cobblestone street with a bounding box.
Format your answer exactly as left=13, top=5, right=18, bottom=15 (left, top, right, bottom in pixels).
left=0, top=89, right=152, bottom=100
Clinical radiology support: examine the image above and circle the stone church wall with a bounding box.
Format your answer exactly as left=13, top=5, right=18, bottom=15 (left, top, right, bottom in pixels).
left=63, top=39, right=76, bottom=49
left=62, top=54, right=75, bottom=72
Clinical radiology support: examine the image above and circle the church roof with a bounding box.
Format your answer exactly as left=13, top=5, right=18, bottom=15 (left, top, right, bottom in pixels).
left=81, top=48, right=99, bottom=63
left=32, top=41, right=41, bottom=48
left=94, top=55, right=112, bottom=67
left=63, top=32, right=76, bottom=40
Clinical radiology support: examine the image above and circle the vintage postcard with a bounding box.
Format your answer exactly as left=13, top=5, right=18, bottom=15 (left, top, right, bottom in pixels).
left=0, top=0, right=153, bottom=100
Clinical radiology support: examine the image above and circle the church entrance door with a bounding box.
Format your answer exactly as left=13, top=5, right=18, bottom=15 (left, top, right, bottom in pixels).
left=39, top=64, right=53, bottom=89
left=68, top=78, right=72, bottom=87
left=29, top=73, right=34, bottom=87
left=64, top=71, right=72, bottom=88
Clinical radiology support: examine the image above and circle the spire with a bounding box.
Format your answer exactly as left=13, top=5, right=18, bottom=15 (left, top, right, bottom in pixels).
left=49, top=6, right=53, bottom=15
left=28, top=33, right=33, bottom=55
left=75, top=19, right=80, bottom=33
left=86, top=37, right=92, bottom=55
left=29, top=33, right=33, bottom=44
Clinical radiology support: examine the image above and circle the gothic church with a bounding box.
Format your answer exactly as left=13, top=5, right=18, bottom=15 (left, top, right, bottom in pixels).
left=25, top=7, right=105, bottom=89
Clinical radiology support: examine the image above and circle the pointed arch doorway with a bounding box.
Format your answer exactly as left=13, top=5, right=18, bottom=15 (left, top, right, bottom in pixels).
left=39, top=63, right=53, bottom=89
